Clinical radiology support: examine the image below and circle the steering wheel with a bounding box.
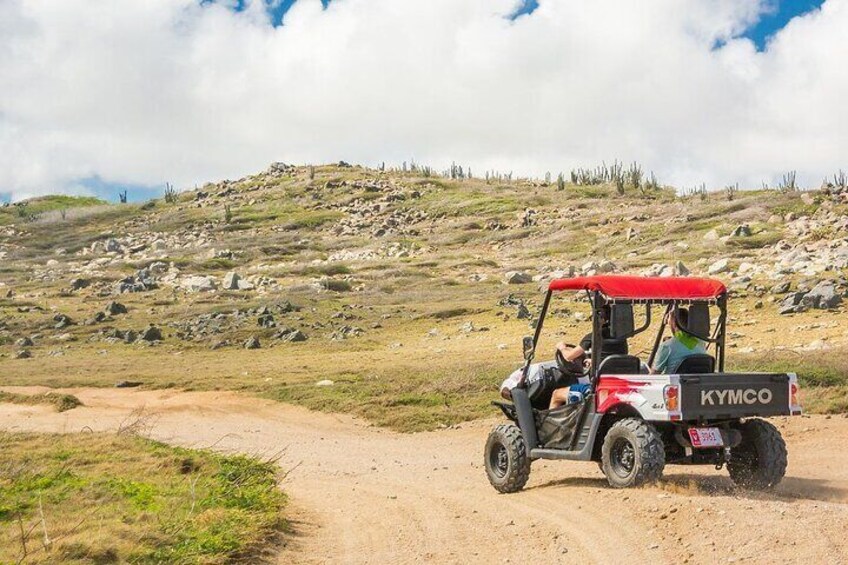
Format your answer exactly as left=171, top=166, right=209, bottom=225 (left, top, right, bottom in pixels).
left=555, top=343, right=577, bottom=373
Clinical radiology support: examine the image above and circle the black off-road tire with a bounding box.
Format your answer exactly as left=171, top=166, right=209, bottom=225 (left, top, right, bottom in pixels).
left=728, top=419, right=787, bottom=490
left=601, top=418, right=665, bottom=488
left=485, top=424, right=531, bottom=493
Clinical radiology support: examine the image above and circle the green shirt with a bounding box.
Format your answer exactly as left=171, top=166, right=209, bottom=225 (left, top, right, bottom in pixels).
left=654, top=332, right=706, bottom=374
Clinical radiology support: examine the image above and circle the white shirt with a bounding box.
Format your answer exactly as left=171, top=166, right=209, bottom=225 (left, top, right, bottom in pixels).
left=499, top=361, right=588, bottom=395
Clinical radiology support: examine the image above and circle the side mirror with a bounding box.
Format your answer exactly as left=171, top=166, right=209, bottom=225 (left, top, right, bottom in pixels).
left=522, top=336, right=534, bottom=361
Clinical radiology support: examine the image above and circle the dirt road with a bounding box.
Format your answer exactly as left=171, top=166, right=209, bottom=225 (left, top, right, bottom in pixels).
left=1, top=386, right=847, bottom=564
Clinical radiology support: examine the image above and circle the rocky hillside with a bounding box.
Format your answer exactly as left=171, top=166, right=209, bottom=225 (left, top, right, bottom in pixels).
left=2, top=162, right=847, bottom=427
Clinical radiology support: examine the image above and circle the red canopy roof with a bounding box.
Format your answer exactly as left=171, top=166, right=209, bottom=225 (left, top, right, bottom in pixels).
left=548, top=275, right=726, bottom=300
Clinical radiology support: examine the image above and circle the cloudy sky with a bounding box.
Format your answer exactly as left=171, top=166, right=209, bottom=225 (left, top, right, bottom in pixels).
left=1, top=0, right=845, bottom=202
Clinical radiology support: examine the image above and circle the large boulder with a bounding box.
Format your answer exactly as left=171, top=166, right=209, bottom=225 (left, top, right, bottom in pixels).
left=802, top=281, right=843, bottom=309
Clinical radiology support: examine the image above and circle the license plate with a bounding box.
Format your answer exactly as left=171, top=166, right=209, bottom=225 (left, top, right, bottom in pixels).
left=688, top=427, right=723, bottom=448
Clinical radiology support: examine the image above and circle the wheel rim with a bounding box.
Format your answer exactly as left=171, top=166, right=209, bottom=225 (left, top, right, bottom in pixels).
left=489, top=441, right=509, bottom=479
left=610, top=437, right=636, bottom=478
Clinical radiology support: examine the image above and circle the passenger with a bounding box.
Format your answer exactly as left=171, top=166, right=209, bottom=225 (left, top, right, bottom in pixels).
left=548, top=305, right=628, bottom=409
left=650, top=307, right=706, bottom=374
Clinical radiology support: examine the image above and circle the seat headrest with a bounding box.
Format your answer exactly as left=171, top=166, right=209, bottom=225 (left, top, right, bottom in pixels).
left=686, top=304, right=711, bottom=339
left=609, top=304, right=634, bottom=339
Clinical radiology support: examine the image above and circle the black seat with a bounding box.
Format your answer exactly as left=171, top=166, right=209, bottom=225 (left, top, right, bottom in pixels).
left=597, top=354, right=641, bottom=376
left=672, top=354, right=715, bottom=374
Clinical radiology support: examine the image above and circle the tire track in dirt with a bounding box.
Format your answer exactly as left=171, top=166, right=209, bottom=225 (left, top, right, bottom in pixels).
left=1, top=386, right=847, bottom=564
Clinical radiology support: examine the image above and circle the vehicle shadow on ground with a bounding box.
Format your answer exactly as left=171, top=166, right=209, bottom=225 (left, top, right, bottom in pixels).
left=526, top=476, right=608, bottom=491
left=527, top=473, right=846, bottom=504
left=661, top=473, right=847, bottom=504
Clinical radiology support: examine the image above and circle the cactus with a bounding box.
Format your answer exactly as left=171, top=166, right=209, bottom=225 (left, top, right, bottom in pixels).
left=118, top=190, right=128, bottom=203
left=224, top=205, right=232, bottom=224
left=725, top=183, right=738, bottom=201
left=557, top=172, right=565, bottom=191
left=164, top=182, right=177, bottom=203
left=308, top=165, right=315, bottom=180
left=778, top=171, right=797, bottom=193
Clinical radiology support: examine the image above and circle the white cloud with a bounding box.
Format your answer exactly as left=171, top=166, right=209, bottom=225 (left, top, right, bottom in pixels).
left=1, top=0, right=846, bottom=200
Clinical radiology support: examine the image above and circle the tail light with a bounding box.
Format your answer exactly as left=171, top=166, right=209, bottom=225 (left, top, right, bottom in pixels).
left=664, top=385, right=679, bottom=412
left=790, top=382, right=800, bottom=407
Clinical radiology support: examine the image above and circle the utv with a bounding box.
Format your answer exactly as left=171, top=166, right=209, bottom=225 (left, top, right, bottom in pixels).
left=485, top=275, right=802, bottom=492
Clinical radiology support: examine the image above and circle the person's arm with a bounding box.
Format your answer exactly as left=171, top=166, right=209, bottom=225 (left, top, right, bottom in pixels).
left=556, top=341, right=586, bottom=362
left=500, top=370, right=520, bottom=399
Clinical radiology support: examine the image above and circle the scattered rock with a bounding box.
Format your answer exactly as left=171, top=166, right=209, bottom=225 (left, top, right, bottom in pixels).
left=277, top=329, right=308, bottom=342
left=15, top=336, right=34, bottom=347
left=244, top=336, right=261, bottom=349
left=115, top=380, right=143, bottom=388
left=258, top=313, right=276, bottom=328
left=330, top=326, right=364, bottom=340
left=674, top=261, right=690, bottom=276
left=105, top=301, right=128, bottom=315
left=222, top=271, right=241, bottom=290
left=182, top=275, right=217, bottom=292
left=770, top=282, right=791, bottom=295
left=14, top=350, right=32, bottom=359
left=597, top=260, right=617, bottom=273
left=731, top=224, right=752, bottom=237
left=70, top=278, right=90, bottom=290
left=707, top=258, right=730, bottom=275
left=316, top=379, right=334, bottom=387
left=139, top=325, right=163, bottom=342
left=778, top=292, right=807, bottom=315
left=504, top=271, right=532, bottom=285
left=53, top=314, right=74, bottom=329
left=87, top=311, right=107, bottom=325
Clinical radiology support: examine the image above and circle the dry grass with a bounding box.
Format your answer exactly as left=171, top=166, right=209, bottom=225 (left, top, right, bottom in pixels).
left=1, top=164, right=846, bottom=431
left=0, top=391, right=82, bottom=412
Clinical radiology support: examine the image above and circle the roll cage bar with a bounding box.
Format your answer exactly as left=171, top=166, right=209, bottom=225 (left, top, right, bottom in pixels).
left=521, top=290, right=728, bottom=386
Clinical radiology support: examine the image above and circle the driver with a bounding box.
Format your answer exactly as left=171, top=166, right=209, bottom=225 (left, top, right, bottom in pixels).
left=548, top=305, right=628, bottom=409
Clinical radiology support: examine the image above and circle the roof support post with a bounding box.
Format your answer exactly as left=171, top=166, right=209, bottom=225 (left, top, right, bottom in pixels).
left=717, top=293, right=727, bottom=372
left=520, top=289, right=552, bottom=386
left=591, top=290, right=603, bottom=384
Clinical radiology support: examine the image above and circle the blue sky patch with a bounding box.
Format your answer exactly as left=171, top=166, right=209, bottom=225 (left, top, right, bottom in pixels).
left=739, top=0, right=825, bottom=51
left=78, top=176, right=167, bottom=203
